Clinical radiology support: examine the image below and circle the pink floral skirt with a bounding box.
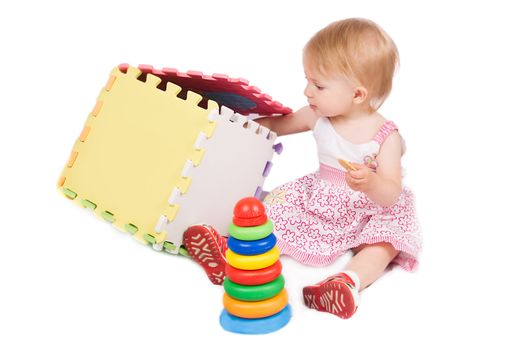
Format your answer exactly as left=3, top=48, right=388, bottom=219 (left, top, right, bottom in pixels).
left=263, top=164, right=422, bottom=271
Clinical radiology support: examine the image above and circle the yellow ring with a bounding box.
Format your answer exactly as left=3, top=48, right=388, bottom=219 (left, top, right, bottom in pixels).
left=223, top=289, right=288, bottom=318
left=226, top=246, right=280, bottom=270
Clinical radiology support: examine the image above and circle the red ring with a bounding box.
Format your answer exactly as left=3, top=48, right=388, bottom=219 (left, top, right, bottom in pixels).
left=233, top=214, right=268, bottom=227
left=225, top=260, right=282, bottom=285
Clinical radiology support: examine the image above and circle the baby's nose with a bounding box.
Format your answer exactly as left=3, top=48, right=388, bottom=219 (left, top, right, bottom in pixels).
left=304, top=86, right=313, bottom=98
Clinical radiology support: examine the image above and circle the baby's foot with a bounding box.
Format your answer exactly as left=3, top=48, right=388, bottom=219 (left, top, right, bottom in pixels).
left=302, top=272, right=360, bottom=319
left=182, top=224, right=228, bottom=285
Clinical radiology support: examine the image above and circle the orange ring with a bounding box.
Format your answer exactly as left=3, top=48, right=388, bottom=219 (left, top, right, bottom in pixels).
left=223, top=289, right=288, bottom=319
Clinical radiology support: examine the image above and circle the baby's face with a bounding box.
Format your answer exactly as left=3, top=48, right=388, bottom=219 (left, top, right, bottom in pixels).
left=303, top=63, right=357, bottom=118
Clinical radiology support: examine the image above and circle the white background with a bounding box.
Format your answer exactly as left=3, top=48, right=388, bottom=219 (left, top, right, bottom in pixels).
left=1, top=0, right=525, bottom=348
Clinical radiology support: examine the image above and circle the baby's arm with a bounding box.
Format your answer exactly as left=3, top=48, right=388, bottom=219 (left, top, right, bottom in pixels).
left=256, top=106, right=318, bottom=136
left=369, top=132, right=403, bottom=206
left=346, top=132, right=403, bottom=207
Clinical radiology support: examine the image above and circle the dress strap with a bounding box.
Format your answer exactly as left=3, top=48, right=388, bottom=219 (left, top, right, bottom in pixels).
left=373, top=121, right=398, bottom=145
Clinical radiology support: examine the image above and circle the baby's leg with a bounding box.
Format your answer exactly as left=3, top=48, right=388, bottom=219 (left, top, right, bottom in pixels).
left=302, top=242, right=399, bottom=318
left=348, top=242, right=399, bottom=291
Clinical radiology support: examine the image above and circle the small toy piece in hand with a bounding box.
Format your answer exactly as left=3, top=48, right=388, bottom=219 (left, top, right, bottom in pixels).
left=338, top=159, right=358, bottom=171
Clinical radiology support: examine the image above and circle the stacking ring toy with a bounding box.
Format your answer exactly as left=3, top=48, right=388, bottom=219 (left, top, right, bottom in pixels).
left=220, top=304, right=292, bottom=334
left=226, top=246, right=279, bottom=270
left=223, top=289, right=288, bottom=318
left=228, top=221, right=273, bottom=241
left=225, top=260, right=282, bottom=285
left=224, top=275, right=285, bottom=301
left=227, top=234, right=277, bottom=255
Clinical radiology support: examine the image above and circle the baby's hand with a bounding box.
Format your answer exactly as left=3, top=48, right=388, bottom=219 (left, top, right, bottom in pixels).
left=344, top=163, right=376, bottom=192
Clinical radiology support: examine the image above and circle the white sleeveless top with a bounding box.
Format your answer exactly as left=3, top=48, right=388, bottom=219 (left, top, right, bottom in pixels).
left=313, top=117, right=400, bottom=171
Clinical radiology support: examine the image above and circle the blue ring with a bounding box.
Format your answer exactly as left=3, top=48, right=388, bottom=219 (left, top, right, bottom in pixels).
left=227, top=233, right=277, bottom=255
left=220, top=304, right=291, bottom=334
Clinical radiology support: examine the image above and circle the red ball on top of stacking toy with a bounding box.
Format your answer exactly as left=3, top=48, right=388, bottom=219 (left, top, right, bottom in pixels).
left=233, top=197, right=268, bottom=227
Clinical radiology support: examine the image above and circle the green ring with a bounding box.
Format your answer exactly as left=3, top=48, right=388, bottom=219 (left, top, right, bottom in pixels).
left=228, top=221, right=274, bottom=241
left=224, top=275, right=285, bottom=301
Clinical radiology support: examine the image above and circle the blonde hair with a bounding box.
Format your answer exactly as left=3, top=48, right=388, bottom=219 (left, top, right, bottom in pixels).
left=304, top=18, right=399, bottom=110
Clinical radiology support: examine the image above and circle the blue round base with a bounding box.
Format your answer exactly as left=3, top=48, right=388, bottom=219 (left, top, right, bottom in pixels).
left=219, top=304, right=291, bottom=334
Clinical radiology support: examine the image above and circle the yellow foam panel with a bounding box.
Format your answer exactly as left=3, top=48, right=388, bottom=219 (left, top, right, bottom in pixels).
left=59, top=66, right=218, bottom=243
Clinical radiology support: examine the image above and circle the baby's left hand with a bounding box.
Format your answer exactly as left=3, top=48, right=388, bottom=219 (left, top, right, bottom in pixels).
left=345, top=163, right=376, bottom=192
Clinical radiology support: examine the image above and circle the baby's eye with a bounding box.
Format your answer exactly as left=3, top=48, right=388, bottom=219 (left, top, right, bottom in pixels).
left=315, top=84, right=324, bottom=90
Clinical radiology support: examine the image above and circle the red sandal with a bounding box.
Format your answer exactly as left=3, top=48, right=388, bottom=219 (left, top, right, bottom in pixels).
left=302, top=272, right=360, bottom=319
left=182, top=224, right=228, bottom=285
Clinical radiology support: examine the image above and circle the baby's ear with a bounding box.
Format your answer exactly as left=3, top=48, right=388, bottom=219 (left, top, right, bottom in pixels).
left=353, top=86, right=368, bottom=104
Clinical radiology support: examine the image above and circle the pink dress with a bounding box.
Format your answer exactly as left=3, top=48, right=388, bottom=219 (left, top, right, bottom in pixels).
left=263, top=117, right=422, bottom=271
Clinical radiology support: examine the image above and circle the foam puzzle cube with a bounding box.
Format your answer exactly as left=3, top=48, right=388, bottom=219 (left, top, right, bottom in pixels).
left=58, top=64, right=288, bottom=254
